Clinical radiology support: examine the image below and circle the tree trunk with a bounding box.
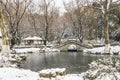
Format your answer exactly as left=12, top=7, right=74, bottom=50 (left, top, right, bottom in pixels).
left=0, top=0, right=10, bottom=56
left=104, top=0, right=110, bottom=53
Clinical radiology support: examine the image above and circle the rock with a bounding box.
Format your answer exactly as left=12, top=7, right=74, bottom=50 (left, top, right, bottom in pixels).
left=39, top=69, right=51, bottom=78
left=19, top=56, right=26, bottom=61
left=84, top=58, right=120, bottom=80
left=50, top=70, right=57, bottom=77
left=11, top=50, right=16, bottom=54
left=55, top=68, right=66, bottom=76
left=93, top=44, right=105, bottom=47
left=39, top=68, right=66, bottom=78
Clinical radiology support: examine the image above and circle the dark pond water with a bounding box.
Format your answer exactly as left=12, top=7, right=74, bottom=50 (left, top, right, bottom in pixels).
left=20, top=52, right=114, bottom=74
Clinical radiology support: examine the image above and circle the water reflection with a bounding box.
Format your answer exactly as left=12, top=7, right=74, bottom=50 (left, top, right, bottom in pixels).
left=21, top=52, right=105, bottom=74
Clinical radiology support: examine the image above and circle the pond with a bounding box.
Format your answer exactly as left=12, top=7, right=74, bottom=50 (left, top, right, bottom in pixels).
left=20, top=52, right=114, bottom=74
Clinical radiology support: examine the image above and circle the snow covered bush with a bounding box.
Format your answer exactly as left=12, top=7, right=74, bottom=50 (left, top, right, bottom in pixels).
left=84, top=58, right=120, bottom=80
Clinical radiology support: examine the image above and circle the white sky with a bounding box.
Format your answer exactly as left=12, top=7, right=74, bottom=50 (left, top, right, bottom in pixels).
left=34, top=0, right=120, bottom=15
left=34, top=0, right=70, bottom=14
left=55, top=0, right=65, bottom=13
left=54, top=0, right=70, bottom=13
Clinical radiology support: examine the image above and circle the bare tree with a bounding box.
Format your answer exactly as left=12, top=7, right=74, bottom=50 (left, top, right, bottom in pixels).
left=54, top=16, right=68, bottom=44
left=104, top=0, right=111, bottom=53
left=27, top=2, right=42, bottom=37
left=0, top=0, right=10, bottom=56
left=63, top=0, right=97, bottom=42
left=38, top=0, right=58, bottom=45
left=2, top=0, right=31, bottom=48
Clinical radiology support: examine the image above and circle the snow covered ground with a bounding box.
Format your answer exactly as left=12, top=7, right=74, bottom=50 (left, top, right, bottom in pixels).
left=83, top=46, right=120, bottom=54
left=42, top=47, right=60, bottom=52
left=12, top=48, right=40, bottom=53
left=12, top=47, right=60, bottom=53
left=0, top=67, right=84, bottom=80
left=0, top=67, right=40, bottom=80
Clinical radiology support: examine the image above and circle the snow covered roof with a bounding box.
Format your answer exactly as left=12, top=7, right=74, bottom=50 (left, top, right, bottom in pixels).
left=32, top=36, right=42, bottom=40
left=23, top=36, right=42, bottom=41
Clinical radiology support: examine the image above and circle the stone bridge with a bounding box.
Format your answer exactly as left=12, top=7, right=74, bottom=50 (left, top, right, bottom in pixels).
left=54, top=40, right=92, bottom=52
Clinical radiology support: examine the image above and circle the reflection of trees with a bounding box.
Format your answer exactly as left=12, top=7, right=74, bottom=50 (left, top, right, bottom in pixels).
left=43, top=53, right=48, bottom=68
left=22, top=52, right=103, bottom=73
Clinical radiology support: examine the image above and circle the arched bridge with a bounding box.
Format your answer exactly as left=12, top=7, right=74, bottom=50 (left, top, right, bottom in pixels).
left=54, top=40, right=92, bottom=52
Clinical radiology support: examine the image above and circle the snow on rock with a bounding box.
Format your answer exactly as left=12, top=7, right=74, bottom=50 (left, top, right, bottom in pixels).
left=0, top=67, right=40, bottom=80
left=39, top=74, right=85, bottom=80
left=0, top=67, right=85, bottom=80
left=0, top=56, right=13, bottom=67
left=83, top=58, right=120, bottom=80
left=39, top=68, right=85, bottom=80
left=57, top=74, right=85, bottom=80
left=0, top=53, right=27, bottom=68
left=39, top=68, right=66, bottom=78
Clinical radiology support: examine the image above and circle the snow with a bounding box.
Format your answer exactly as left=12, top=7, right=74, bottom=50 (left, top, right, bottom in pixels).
left=42, top=47, right=60, bottom=52
left=0, top=67, right=85, bottom=80
left=68, top=44, right=76, bottom=50
left=12, top=48, right=40, bottom=53
left=0, top=67, right=39, bottom=80
left=23, top=36, right=42, bottom=40
left=40, top=68, right=66, bottom=73
left=83, top=46, right=120, bottom=54
left=13, top=46, right=60, bottom=53
left=83, top=58, right=120, bottom=80
left=57, top=74, right=85, bottom=80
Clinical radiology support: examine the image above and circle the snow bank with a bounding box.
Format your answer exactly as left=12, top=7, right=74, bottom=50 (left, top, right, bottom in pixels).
left=84, top=47, right=104, bottom=54
left=39, top=74, right=84, bottom=80
left=83, top=46, right=120, bottom=54
left=0, top=55, right=16, bottom=67
left=0, top=53, right=27, bottom=67
left=0, top=67, right=85, bottom=80
left=39, top=68, right=66, bottom=78
left=57, top=74, right=85, bottom=80
left=12, top=48, right=40, bottom=53
left=0, top=67, right=40, bottom=80
left=42, top=48, right=60, bottom=52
